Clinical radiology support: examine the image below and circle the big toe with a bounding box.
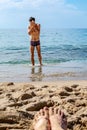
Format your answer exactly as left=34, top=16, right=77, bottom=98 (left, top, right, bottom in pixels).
left=49, top=107, right=54, bottom=115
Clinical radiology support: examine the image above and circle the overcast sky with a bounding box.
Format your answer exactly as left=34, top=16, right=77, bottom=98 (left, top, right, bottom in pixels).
left=0, top=0, right=87, bottom=28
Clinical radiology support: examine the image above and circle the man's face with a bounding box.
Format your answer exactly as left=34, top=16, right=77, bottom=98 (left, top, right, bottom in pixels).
left=30, top=20, right=35, bottom=25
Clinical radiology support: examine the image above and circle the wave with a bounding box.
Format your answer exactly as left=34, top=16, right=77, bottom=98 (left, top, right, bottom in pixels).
left=0, top=60, right=30, bottom=65
left=0, top=59, right=87, bottom=65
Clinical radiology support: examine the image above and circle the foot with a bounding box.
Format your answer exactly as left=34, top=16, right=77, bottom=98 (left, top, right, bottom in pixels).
left=39, top=63, right=43, bottom=66
left=49, top=107, right=67, bottom=130
left=34, top=107, right=50, bottom=130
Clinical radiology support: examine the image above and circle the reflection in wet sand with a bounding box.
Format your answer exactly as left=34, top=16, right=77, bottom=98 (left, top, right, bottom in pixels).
left=30, top=66, right=43, bottom=81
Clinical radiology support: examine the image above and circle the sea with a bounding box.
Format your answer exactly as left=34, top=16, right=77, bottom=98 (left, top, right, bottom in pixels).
left=0, top=28, right=87, bottom=82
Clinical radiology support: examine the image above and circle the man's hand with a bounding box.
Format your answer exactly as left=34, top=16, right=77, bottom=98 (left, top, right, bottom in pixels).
left=35, top=24, right=40, bottom=32
left=28, top=23, right=40, bottom=35
left=28, top=25, right=35, bottom=35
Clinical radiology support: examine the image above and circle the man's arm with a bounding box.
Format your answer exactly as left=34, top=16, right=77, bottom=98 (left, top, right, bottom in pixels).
left=28, top=26, right=32, bottom=35
left=35, top=24, right=40, bottom=33
left=36, top=24, right=40, bottom=31
left=28, top=24, right=40, bottom=35
left=28, top=26, right=35, bottom=35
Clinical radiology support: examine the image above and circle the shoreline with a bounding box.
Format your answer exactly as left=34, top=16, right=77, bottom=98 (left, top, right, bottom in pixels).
left=0, top=60, right=87, bottom=82
left=0, top=80, right=87, bottom=130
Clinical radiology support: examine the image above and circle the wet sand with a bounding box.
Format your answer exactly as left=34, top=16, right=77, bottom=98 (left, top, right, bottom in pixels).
left=0, top=81, right=87, bottom=130
left=0, top=61, right=87, bottom=82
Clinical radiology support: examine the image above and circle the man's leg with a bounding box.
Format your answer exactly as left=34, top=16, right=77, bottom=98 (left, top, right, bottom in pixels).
left=30, top=45, right=35, bottom=66
left=36, top=45, right=42, bottom=65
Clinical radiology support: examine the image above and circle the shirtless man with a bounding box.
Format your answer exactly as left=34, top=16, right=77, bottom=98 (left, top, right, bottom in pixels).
left=28, top=17, right=42, bottom=66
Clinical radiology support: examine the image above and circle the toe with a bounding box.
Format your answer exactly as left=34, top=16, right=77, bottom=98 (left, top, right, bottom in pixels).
left=44, top=106, right=48, bottom=110
left=54, top=107, right=58, bottom=114
left=40, top=109, right=44, bottom=116
left=44, top=107, right=49, bottom=117
left=61, top=110, right=64, bottom=117
left=63, top=113, right=67, bottom=123
left=58, top=109, right=61, bottom=116
left=49, top=107, right=54, bottom=115
left=60, top=110, right=66, bottom=120
left=34, top=111, right=40, bottom=122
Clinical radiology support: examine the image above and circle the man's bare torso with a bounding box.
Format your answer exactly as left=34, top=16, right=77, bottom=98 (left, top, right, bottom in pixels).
left=28, top=24, right=40, bottom=41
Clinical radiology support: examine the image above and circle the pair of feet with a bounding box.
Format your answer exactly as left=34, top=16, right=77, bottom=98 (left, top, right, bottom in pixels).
left=33, top=107, right=67, bottom=130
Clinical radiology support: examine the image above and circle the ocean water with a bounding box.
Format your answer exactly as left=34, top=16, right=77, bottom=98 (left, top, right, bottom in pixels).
left=0, top=28, right=87, bottom=81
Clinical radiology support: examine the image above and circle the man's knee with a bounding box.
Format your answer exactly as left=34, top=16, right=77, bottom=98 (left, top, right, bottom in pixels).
left=38, top=54, right=42, bottom=60
left=31, top=53, right=34, bottom=59
left=38, top=53, right=41, bottom=58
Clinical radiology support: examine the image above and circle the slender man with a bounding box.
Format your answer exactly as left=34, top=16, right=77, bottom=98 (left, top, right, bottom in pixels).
left=28, top=17, right=42, bottom=66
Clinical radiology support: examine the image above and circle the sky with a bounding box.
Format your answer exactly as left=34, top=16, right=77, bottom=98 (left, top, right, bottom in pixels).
left=0, top=0, right=87, bottom=28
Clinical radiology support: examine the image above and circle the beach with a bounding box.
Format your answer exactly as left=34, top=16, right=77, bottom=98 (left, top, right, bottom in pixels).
left=0, top=28, right=87, bottom=82
left=0, top=29, right=87, bottom=130
left=0, top=81, right=87, bottom=130
left=0, top=0, right=87, bottom=129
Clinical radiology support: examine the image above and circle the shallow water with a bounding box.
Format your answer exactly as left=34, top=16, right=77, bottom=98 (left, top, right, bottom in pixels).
left=0, top=28, right=87, bottom=81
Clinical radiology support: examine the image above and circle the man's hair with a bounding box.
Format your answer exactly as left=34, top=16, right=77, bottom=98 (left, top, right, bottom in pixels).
left=29, top=17, right=35, bottom=22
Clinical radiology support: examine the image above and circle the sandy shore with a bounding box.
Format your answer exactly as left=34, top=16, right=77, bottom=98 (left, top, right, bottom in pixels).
left=0, top=81, right=87, bottom=130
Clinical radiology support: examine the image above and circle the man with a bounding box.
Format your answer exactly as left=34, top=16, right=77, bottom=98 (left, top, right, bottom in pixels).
left=28, top=17, right=42, bottom=66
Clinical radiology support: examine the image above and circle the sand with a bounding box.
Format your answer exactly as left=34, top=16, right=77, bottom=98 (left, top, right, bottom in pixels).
left=0, top=81, right=87, bottom=130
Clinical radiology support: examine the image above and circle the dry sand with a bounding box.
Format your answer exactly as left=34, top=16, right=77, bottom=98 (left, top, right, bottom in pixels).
left=0, top=81, right=87, bottom=130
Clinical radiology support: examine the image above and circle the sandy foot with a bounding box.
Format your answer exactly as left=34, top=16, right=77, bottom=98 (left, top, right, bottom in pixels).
left=49, top=107, right=67, bottom=130
left=34, top=107, right=50, bottom=130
